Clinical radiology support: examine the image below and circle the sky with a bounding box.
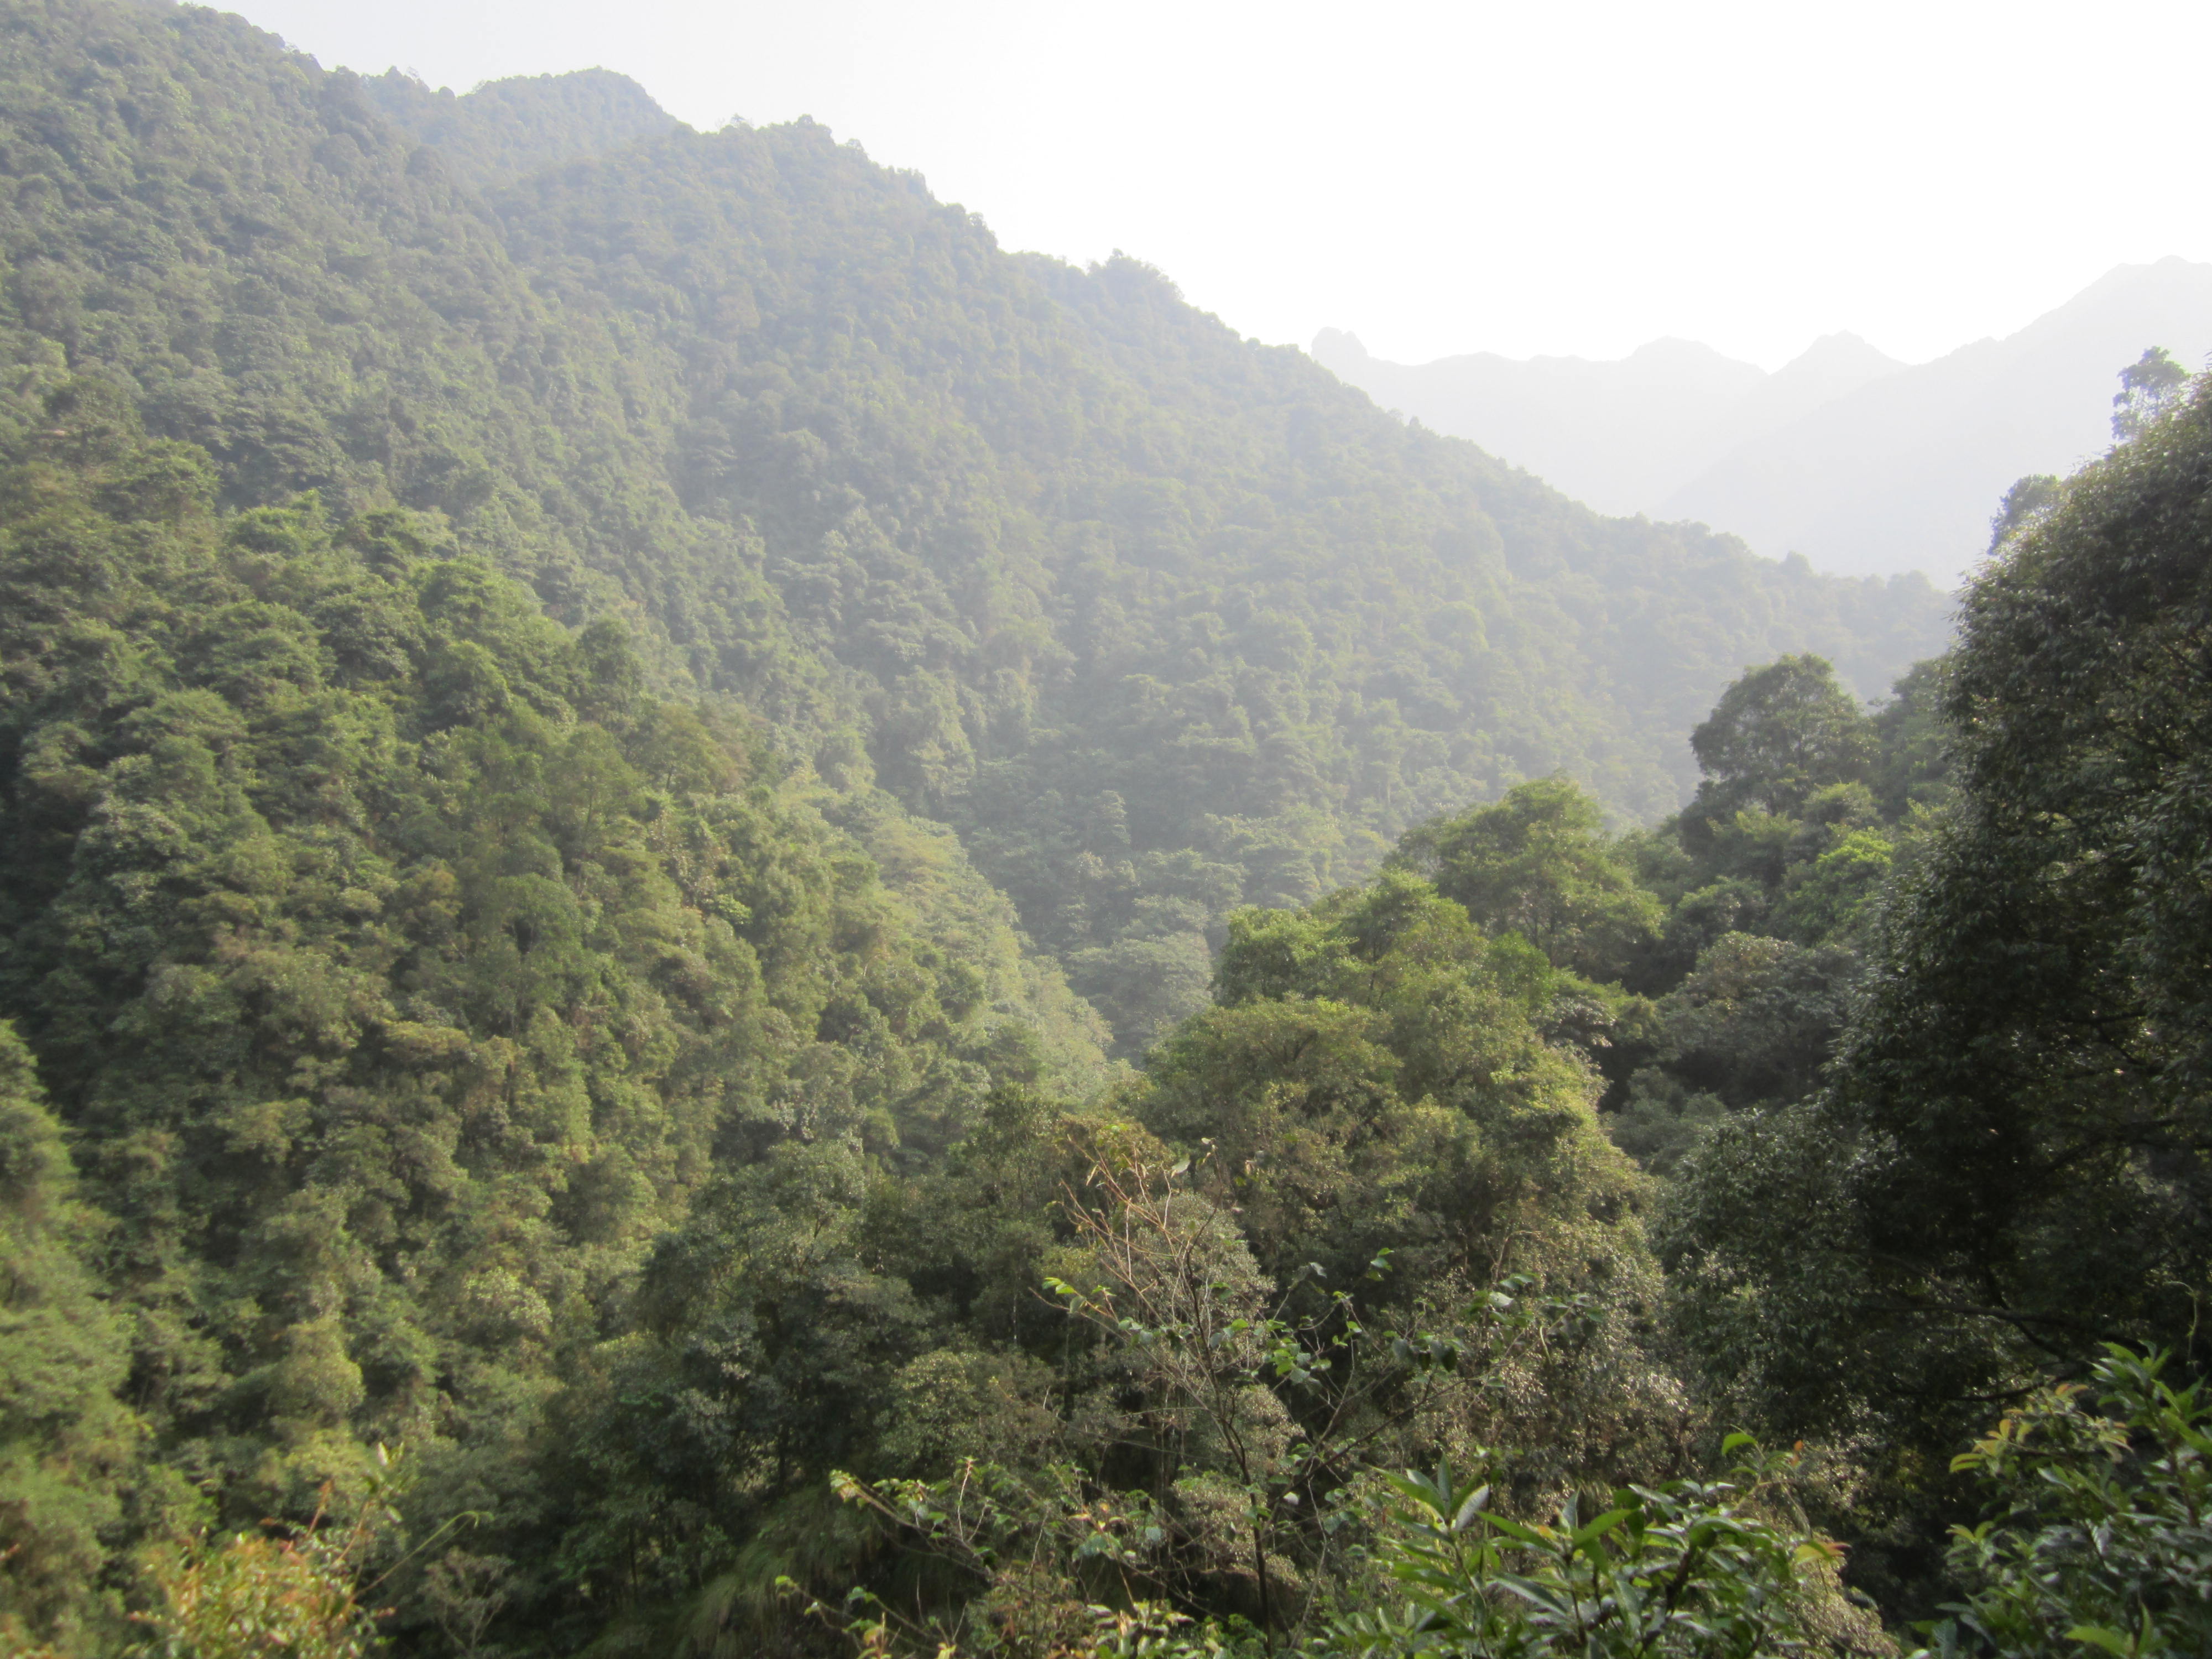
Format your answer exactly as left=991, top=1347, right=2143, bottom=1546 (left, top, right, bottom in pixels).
left=227, top=0, right=2212, bottom=371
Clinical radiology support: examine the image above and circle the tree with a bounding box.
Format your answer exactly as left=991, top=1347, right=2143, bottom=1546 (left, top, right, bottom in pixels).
left=1151, top=869, right=1650, bottom=1304
left=1988, top=475, right=2060, bottom=551
left=811, top=1117, right=1686, bottom=1659
left=1928, top=1347, right=2212, bottom=1659
left=2111, top=347, right=2190, bottom=441
left=1392, top=778, right=1661, bottom=983
left=129, top=1496, right=392, bottom=1659
left=1645, top=934, right=1859, bottom=1110
left=1841, top=366, right=2212, bottom=1370
left=1684, top=656, right=1877, bottom=830
left=1326, top=1449, right=1848, bottom=1659
left=1662, top=363, right=2212, bottom=1589
left=1869, top=659, right=1953, bottom=819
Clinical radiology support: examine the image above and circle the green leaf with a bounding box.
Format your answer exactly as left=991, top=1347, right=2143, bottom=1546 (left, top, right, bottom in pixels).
left=1571, top=1507, right=1633, bottom=1549
left=1451, top=1485, right=1491, bottom=1530
left=1480, top=1515, right=1547, bottom=1547
left=2065, top=1626, right=2133, bottom=1656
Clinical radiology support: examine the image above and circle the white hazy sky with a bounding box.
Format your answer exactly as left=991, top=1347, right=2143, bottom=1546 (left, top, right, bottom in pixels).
left=227, top=0, right=2212, bottom=371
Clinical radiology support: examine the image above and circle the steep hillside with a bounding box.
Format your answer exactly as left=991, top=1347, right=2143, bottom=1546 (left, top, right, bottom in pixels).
left=0, top=0, right=1948, bottom=1060
left=0, top=382, right=1111, bottom=1648
left=474, top=121, right=1952, bottom=1041
left=13, top=6, right=2209, bottom=1653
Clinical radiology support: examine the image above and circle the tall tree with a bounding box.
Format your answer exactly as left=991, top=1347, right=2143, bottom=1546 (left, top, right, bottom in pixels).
left=2111, top=345, right=2191, bottom=440
left=1662, top=354, right=2212, bottom=1546
left=1391, top=776, right=1660, bottom=982
left=1682, top=654, right=1877, bottom=829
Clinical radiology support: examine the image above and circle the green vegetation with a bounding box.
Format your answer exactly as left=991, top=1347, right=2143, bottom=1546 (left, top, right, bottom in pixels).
left=0, top=1, right=2206, bottom=1655
left=1660, top=352, right=2212, bottom=1615
left=0, top=1019, right=137, bottom=1650
left=358, top=67, right=677, bottom=192
left=1330, top=1453, right=1837, bottom=1659
left=0, top=383, right=1102, bottom=1650
left=1928, top=1347, right=2212, bottom=1659
left=0, top=0, right=1944, bottom=1063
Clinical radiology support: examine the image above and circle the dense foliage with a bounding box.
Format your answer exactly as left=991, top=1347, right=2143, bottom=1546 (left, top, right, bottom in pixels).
left=0, top=1019, right=137, bottom=1647
left=0, top=384, right=1107, bottom=1649
left=1658, top=367, right=2212, bottom=1610
left=358, top=67, right=677, bottom=192
left=0, top=0, right=1945, bottom=1058
left=1330, top=1454, right=1834, bottom=1659
left=1, top=1, right=2207, bottom=1655
left=0, top=380, right=1921, bottom=1654
left=1927, top=1347, right=2212, bottom=1659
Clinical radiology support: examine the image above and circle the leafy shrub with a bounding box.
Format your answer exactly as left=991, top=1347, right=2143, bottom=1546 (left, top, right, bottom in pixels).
left=1922, top=1347, right=2212, bottom=1659
left=128, top=1512, right=381, bottom=1659
left=1328, top=1448, right=1833, bottom=1658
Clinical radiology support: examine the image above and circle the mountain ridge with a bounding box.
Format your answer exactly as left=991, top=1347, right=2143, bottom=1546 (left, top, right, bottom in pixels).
left=358, top=64, right=681, bottom=189
left=1309, top=327, right=1772, bottom=514
left=1661, top=256, right=2212, bottom=580
left=1319, top=259, right=2212, bottom=582
left=0, top=0, right=1949, bottom=1061
left=19, top=6, right=2158, bottom=1653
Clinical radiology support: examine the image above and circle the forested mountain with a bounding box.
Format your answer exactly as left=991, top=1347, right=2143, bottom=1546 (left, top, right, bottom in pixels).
left=357, top=67, right=678, bottom=191
left=6, top=2, right=2205, bottom=1656
left=0, top=378, right=1119, bottom=1640
left=0, top=0, right=1945, bottom=1055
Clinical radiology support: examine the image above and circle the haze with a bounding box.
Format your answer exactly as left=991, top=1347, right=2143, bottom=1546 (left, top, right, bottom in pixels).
left=223, top=0, right=2212, bottom=372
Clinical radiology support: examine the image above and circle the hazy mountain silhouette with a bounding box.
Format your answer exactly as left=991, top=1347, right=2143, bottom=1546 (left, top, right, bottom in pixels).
left=1660, top=258, right=2212, bottom=582
left=1318, top=259, right=2212, bottom=585
left=1688, top=331, right=1907, bottom=462
left=1309, top=330, right=1775, bottom=515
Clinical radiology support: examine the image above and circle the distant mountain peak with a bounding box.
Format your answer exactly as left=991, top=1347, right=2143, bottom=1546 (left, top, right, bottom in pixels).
left=1307, top=331, right=1762, bottom=514
left=1660, top=258, right=2212, bottom=583
left=1781, top=331, right=1909, bottom=376
left=1624, top=336, right=1755, bottom=368
left=1315, top=266, right=2212, bottom=583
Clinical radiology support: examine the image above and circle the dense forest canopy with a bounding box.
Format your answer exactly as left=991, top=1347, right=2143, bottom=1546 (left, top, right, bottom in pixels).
left=2, top=2, right=2206, bottom=1657
left=0, top=0, right=1944, bottom=1058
